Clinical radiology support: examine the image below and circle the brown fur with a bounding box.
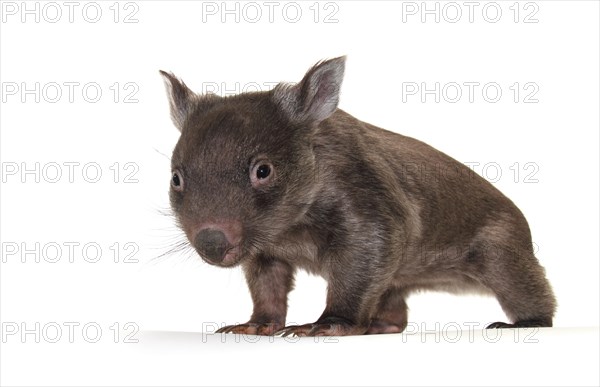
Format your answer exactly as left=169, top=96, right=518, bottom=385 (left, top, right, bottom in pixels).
left=160, top=57, right=556, bottom=336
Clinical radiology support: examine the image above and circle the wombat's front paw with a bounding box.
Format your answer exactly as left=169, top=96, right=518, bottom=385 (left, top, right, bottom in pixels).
left=216, top=322, right=282, bottom=335
left=276, top=322, right=367, bottom=337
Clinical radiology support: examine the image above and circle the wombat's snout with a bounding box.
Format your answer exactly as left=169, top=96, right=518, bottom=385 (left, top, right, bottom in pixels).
left=193, top=222, right=242, bottom=265
left=195, top=229, right=231, bottom=263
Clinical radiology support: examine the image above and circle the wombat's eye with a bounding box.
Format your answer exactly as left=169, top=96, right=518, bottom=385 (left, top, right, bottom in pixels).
left=171, top=170, right=184, bottom=191
left=256, top=164, right=271, bottom=179
left=250, top=161, right=274, bottom=188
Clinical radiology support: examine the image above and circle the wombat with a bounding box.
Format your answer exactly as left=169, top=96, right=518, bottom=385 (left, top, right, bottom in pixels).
left=160, top=56, right=556, bottom=336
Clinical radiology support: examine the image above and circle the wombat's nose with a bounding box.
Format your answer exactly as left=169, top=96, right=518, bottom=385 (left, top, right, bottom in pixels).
left=195, top=229, right=232, bottom=264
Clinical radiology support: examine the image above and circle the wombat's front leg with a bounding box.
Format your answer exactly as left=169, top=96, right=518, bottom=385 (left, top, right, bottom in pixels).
left=216, top=256, right=294, bottom=336
left=277, top=253, right=389, bottom=337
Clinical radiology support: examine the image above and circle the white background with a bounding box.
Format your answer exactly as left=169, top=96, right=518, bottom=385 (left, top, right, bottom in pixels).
left=1, top=1, right=599, bottom=386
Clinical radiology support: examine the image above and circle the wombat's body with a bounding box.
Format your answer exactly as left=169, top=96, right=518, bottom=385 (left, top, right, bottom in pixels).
left=161, top=57, right=556, bottom=336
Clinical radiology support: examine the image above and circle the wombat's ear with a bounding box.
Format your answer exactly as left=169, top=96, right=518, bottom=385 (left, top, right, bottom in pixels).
left=273, top=56, right=345, bottom=125
left=159, top=70, right=195, bottom=132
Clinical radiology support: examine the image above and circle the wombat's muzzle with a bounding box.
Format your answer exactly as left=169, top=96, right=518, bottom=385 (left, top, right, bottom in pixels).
left=192, top=222, right=242, bottom=265
left=195, top=229, right=232, bottom=264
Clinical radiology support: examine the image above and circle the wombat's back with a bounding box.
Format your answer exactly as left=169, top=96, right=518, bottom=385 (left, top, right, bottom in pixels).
left=319, top=109, right=530, bottom=249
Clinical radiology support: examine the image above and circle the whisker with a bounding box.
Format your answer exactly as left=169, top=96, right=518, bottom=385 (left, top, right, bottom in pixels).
left=153, top=147, right=172, bottom=161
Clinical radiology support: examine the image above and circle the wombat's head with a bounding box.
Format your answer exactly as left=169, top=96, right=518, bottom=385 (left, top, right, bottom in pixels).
left=160, top=57, right=345, bottom=267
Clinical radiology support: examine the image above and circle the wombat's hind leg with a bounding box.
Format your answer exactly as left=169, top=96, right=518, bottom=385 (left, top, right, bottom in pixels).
left=481, top=245, right=556, bottom=330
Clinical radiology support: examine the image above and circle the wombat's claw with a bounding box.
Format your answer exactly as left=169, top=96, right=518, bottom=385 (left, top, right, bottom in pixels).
left=275, top=324, right=321, bottom=337
left=487, top=322, right=514, bottom=329
left=276, top=323, right=363, bottom=337
left=216, top=323, right=281, bottom=335
left=487, top=319, right=550, bottom=329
